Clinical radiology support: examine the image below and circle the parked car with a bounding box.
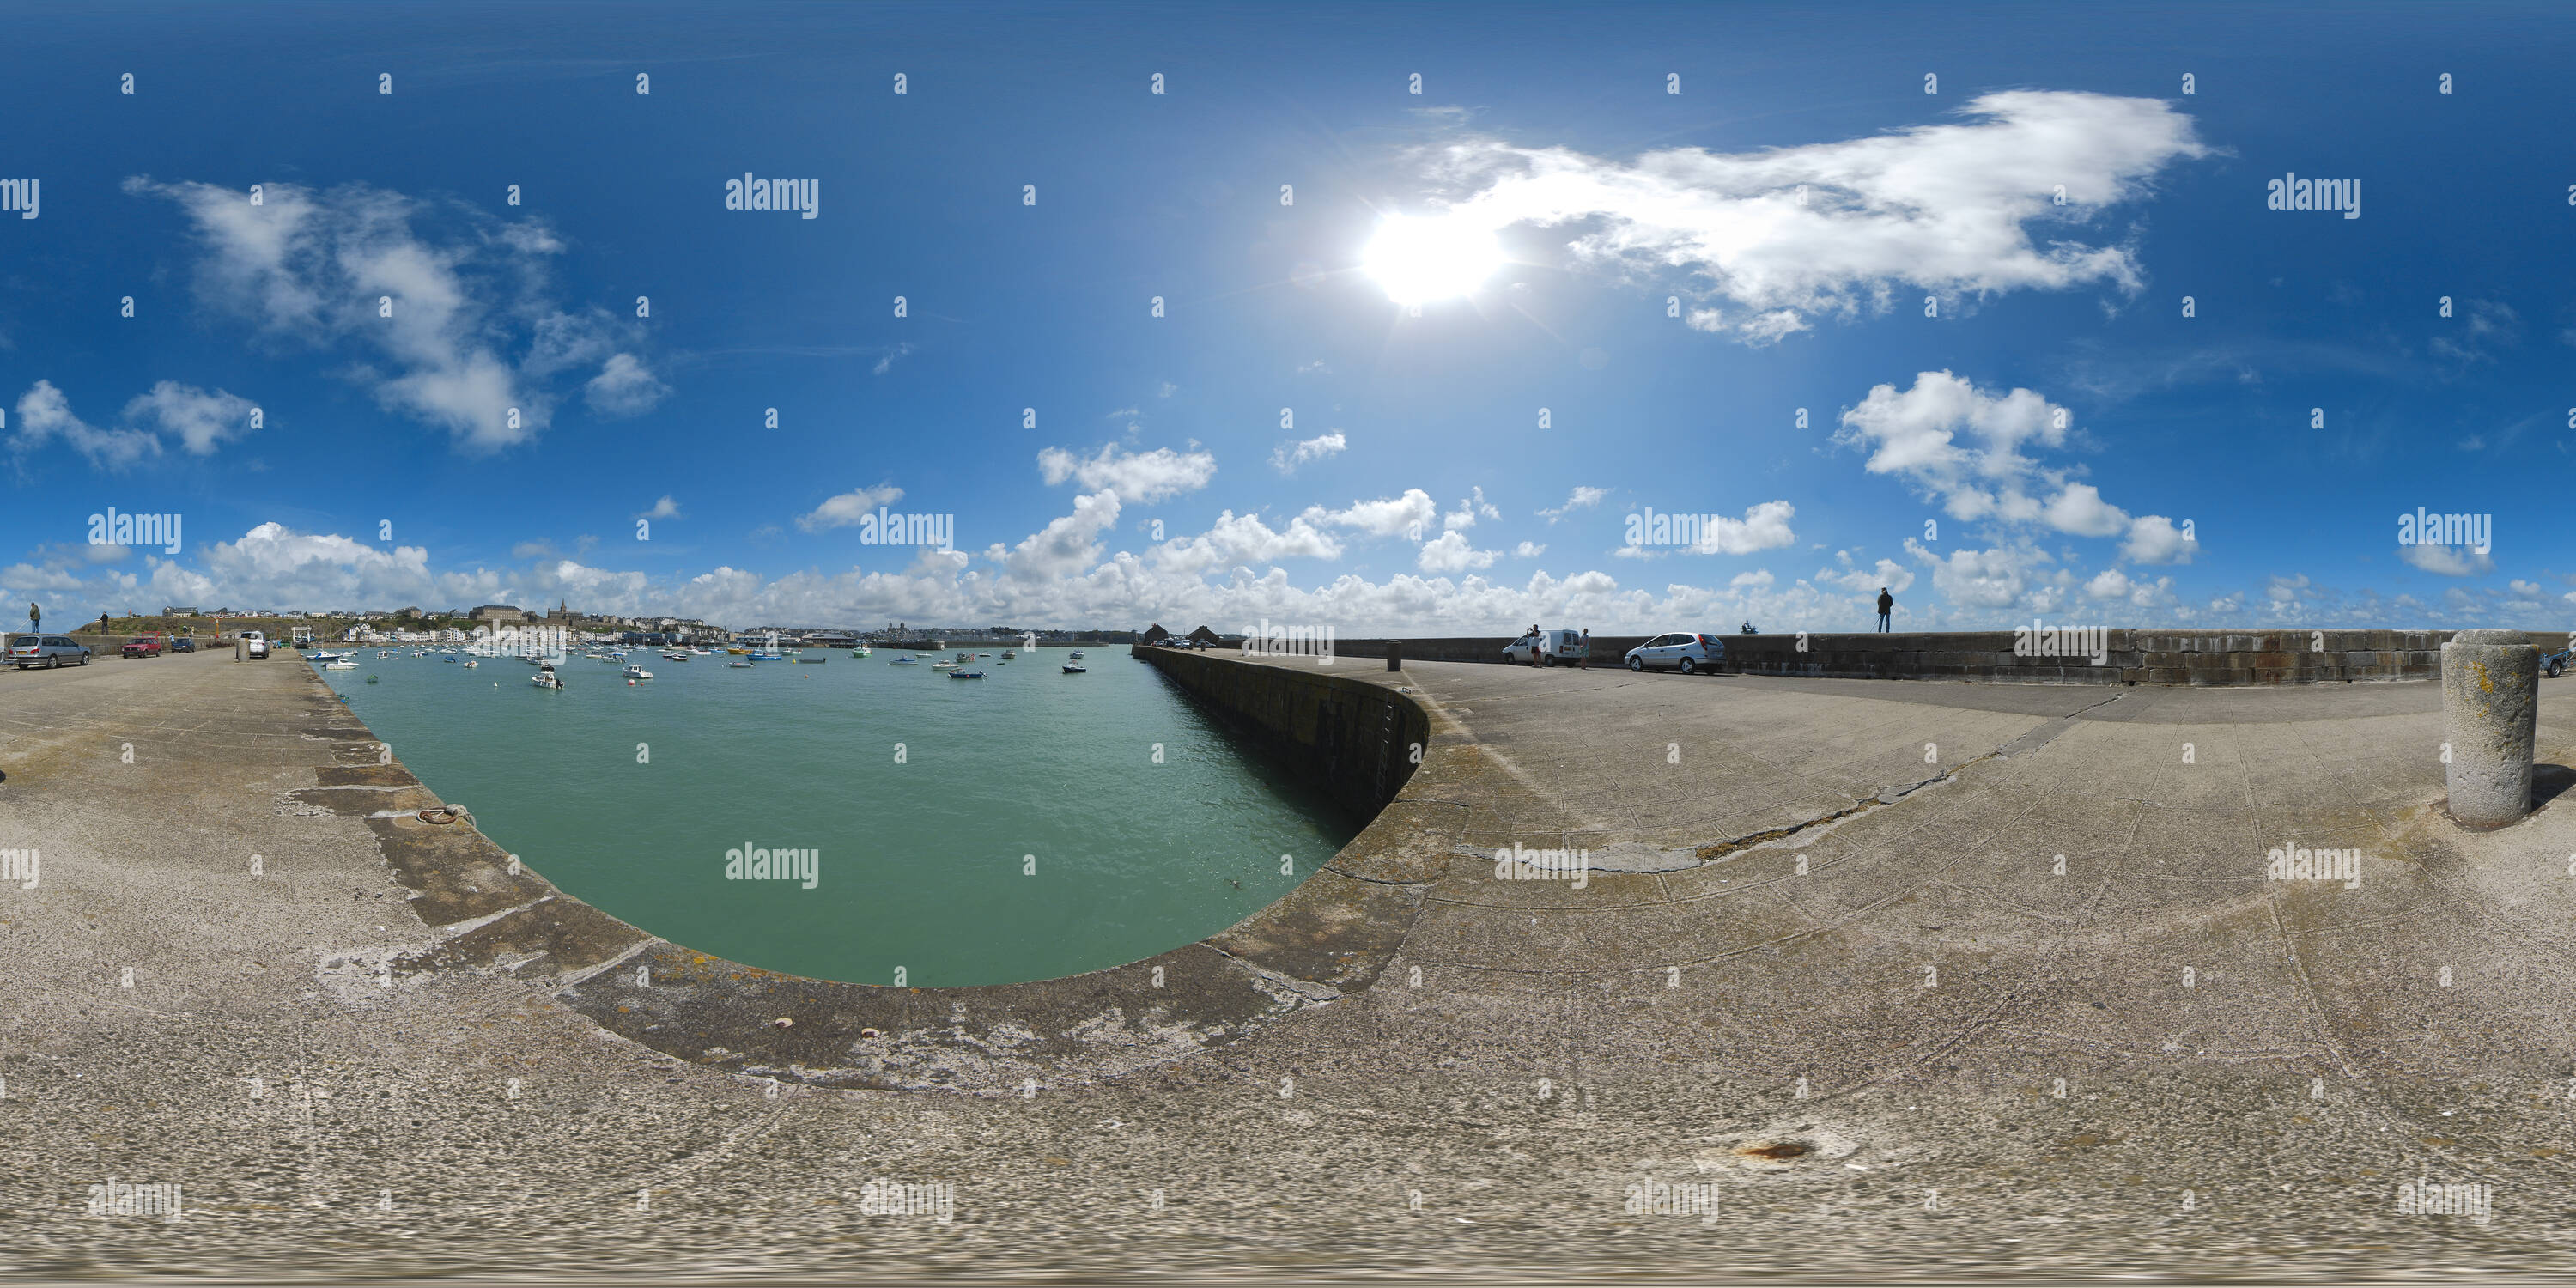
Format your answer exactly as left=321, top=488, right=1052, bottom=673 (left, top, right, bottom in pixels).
left=121, top=634, right=167, bottom=658
left=8, top=634, right=94, bottom=669
left=1624, top=631, right=1727, bottom=675
left=242, top=629, right=270, bottom=659
left=1503, top=629, right=1589, bottom=667
left=2544, top=645, right=2570, bottom=679
left=168, top=635, right=197, bottom=653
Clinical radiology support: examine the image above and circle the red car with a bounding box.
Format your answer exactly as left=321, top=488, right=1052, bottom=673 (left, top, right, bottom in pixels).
left=121, top=634, right=167, bottom=658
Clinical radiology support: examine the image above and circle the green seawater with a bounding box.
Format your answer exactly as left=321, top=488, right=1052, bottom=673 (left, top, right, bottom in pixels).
left=316, top=647, right=1359, bottom=985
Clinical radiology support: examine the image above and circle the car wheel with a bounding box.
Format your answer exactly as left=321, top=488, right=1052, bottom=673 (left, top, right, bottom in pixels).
left=81, top=653, right=92, bottom=665
left=1679, top=656, right=1698, bottom=676
left=1627, top=655, right=1644, bottom=672
left=1541, top=653, right=1554, bottom=667
left=2552, top=659, right=2567, bottom=678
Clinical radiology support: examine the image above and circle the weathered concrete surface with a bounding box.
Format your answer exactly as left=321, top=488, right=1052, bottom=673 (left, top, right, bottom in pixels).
left=5, top=646, right=2576, bottom=1280
left=2445, top=630, right=2543, bottom=828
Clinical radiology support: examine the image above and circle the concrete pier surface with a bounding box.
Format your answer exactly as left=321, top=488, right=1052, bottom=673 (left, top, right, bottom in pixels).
left=6, top=646, right=2576, bottom=1281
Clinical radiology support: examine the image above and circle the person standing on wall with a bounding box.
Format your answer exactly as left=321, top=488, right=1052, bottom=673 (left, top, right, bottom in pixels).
left=1876, top=588, right=1893, bottom=633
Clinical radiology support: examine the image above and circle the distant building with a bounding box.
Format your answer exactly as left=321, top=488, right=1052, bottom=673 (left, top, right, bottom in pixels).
left=163, top=606, right=199, bottom=617
left=1186, top=625, right=1222, bottom=647
left=470, top=605, right=528, bottom=625
left=1141, top=623, right=1171, bottom=645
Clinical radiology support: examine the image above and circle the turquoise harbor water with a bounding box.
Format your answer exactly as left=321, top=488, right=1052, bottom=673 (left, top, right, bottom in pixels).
left=315, top=646, right=1358, bottom=985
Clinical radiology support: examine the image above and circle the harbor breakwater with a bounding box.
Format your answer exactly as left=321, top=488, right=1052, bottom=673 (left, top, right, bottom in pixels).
left=1298, top=629, right=2519, bottom=686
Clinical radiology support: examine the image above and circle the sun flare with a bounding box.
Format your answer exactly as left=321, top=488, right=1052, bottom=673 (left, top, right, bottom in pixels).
left=1362, top=212, right=1502, bottom=306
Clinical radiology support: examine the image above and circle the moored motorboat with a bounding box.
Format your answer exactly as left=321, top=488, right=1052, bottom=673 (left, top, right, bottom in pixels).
left=889, top=655, right=918, bottom=665
left=623, top=665, right=653, bottom=680
left=531, top=663, right=564, bottom=689
left=1062, top=663, right=1086, bottom=673
left=727, top=659, right=755, bottom=668
left=948, top=669, right=985, bottom=679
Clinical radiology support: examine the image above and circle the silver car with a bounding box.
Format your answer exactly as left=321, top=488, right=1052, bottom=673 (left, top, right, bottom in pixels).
left=8, top=634, right=94, bottom=669
left=1624, top=631, right=1725, bottom=675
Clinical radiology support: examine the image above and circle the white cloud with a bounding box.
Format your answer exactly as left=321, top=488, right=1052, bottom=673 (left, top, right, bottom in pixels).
left=1417, top=530, right=1502, bottom=574
left=1443, top=486, right=1503, bottom=532
left=2043, top=483, right=2129, bottom=538
left=871, top=343, right=917, bottom=377
left=128, top=177, right=660, bottom=452
left=1305, top=489, right=1440, bottom=541
left=1037, top=442, right=1216, bottom=503
left=2121, top=514, right=2199, bottom=565
left=585, top=353, right=668, bottom=417
left=9, top=380, right=161, bottom=469
left=797, top=483, right=904, bottom=533
left=636, top=495, right=682, bottom=522
left=1815, top=550, right=1915, bottom=597
left=2397, top=543, right=2495, bottom=577
left=1439, top=90, right=2208, bottom=343
left=1684, top=500, right=1797, bottom=554
left=1513, top=541, right=1546, bottom=557
left=1835, top=370, right=2073, bottom=526
left=1730, top=569, right=1774, bottom=589
left=1152, top=511, right=1344, bottom=577
left=123, top=380, right=258, bottom=455
left=1537, top=485, right=1608, bottom=522
left=1269, top=431, right=1346, bottom=476
left=1907, top=538, right=2069, bottom=613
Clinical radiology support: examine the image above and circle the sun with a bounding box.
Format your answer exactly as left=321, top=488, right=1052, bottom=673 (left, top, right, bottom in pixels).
left=1362, top=212, right=1501, bottom=307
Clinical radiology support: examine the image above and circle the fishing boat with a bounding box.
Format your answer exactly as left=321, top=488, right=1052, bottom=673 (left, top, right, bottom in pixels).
left=851, top=646, right=872, bottom=658
left=531, top=663, right=564, bottom=690
left=889, top=655, right=918, bottom=665
left=623, top=665, right=653, bottom=680
left=442, top=656, right=455, bottom=663
left=1068, top=650, right=1085, bottom=659
left=323, top=659, right=358, bottom=670
left=1062, top=663, right=1087, bottom=673
left=948, top=669, right=985, bottom=679
left=460, top=659, right=478, bottom=669
left=309, top=651, right=349, bottom=663
left=1000, top=649, right=1016, bottom=660
left=727, top=659, right=755, bottom=669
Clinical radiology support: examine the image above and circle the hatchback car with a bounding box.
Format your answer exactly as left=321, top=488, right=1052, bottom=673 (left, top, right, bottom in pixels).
left=242, top=630, right=270, bottom=659
left=8, top=634, right=94, bottom=669
left=168, top=635, right=197, bottom=653
left=1624, top=631, right=1726, bottom=674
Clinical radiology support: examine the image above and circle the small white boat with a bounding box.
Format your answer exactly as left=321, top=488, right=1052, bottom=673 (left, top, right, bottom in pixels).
left=532, top=664, right=564, bottom=690
left=623, top=665, right=653, bottom=680
left=890, top=656, right=917, bottom=665
left=461, top=659, right=478, bottom=669
left=728, top=659, right=755, bottom=668
left=324, top=659, right=358, bottom=670
left=1062, top=664, right=1087, bottom=673
left=1069, top=650, right=1084, bottom=660
left=1001, top=649, right=1016, bottom=660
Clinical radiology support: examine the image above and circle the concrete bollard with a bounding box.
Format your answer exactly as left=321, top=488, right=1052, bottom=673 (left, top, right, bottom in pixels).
left=1386, top=640, right=1401, bottom=672
left=235, top=636, right=246, bottom=663
left=2442, top=629, right=2538, bottom=827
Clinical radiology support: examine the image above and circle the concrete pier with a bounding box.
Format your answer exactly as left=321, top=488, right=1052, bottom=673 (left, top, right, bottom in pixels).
left=4, top=644, right=2575, bottom=1278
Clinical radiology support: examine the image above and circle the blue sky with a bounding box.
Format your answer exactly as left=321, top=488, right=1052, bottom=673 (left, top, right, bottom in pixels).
left=6, top=1, right=2573, bottom=633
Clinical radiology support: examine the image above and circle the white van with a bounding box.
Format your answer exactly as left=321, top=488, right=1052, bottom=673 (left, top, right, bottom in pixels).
left=242, top=629, right=269, bottom=659
left=1503, top=629, right=1588, bottom=667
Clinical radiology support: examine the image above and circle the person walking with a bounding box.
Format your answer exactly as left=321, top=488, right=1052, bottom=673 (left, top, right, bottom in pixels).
left=27, top=601, right=37, bottom=634
left=1875, top=587, right=1893, bottom=632
left=1579, top=627, right=1589, bottom=669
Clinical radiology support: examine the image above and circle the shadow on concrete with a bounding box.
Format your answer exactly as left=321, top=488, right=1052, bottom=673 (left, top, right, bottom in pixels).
left=2537, top=762, right=2574, bottom=810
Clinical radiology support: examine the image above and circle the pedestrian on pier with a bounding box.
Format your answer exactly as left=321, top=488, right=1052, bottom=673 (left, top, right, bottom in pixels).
left=1875, top=588, right=1893, bottom=632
